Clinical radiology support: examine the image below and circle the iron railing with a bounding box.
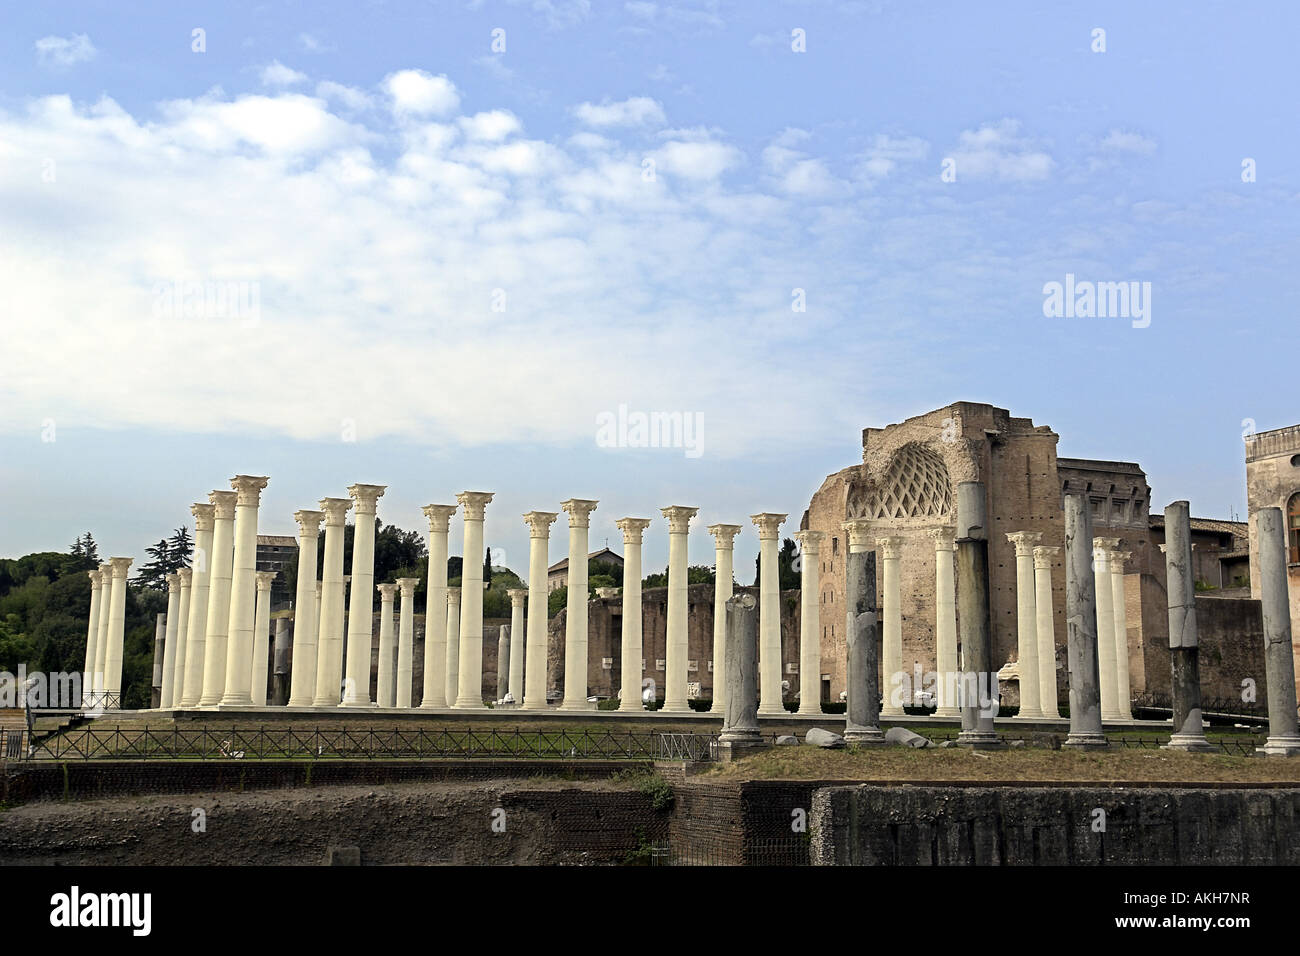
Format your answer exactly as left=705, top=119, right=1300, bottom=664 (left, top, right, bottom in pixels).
left=1132, top=692, right=1265, bottom=718
left=657, top=732, right=720, bottom=762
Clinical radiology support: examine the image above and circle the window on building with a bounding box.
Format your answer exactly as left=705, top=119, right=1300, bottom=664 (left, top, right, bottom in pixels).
left=1289, top=492, right=1300, bottom=565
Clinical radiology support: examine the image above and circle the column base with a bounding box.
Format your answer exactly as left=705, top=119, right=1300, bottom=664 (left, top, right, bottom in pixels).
left=218, top=696, right=254, bottom=708
left=756, top=706, right=786, bottom=717
left=418, top=701, right=447, bottom=710
left=1164, top=734, right=1219, bottom=753
left=1257, top=735, right=1300, bottom=757
left=844, top=725, right=887, bottom=746
left=955, top=730, right=1006, bottom=750
left=453, top=699, right=488, bottom=710
left=1101, top=711, right=1126, bottom=723
left=559, top=699, right=596, bottom=711
left=716, top=735, right=768, bottom=762
left=1063, top=732, right=1109, bottom=749
left=797, top=707, right=824, bottom=716
left=880, top=706, right=904, bottom=718
left=340, top=700, right=376, bottom=709
left=933, top=707, right=962, bottom=719
left=619, top=704, right=646, bottom=713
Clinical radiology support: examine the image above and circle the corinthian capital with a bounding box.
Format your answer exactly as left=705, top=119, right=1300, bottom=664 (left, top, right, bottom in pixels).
left=561, top=498, right=598, bottom=527
left=660, top=505, right=698, bottom=534
left=422, top=504, right=458, bottom=534
left=707, top=523, right=742, bottom=549
left=523, top=511, right=559, bottom=537
left=457, top=491, right=494, bottom=521
left=616, top=517, right=653, bottom=545
left=1005, top=531, right=1043, bottom=556
left=190, top=502, right=216, bottom=532
left=230, top=474, right=270, bottom=506
left=348, top=483, right=387, bottom=516
left=750, top=512, right=787, bottom=540
left=209, top=490, right=238, bottom=520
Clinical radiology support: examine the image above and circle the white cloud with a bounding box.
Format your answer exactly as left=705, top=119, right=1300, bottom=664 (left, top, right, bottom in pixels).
left=1100, top=129, right=1157, bottom=155
left=157, top=93, right=363, bottom=155
left=654, top=139, right=741, bottom=180
left=459, top=110, right=522, bottom=141
left=384, top=69, right=460, bottom=117
left=260, top=61, right=308, bottom=87
left=574, top=96, right=665, bottom=128
left=35, top=33, right=96, bottom=67
left=855, top=133, right=929, bottom=182
left=316, top=80, right=373, bottom=111
left=761, top=128, right=847, bottom=198
left=949, top=119, right=1052, bottom=181
left=298, top=33, right=332, bottom=53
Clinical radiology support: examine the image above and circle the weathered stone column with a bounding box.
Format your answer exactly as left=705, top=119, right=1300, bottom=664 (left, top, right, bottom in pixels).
left=92, top=564, right=112, bottom=700
left=751, top=512, right=788, bottom=716
left=1032, top=546, right=1061, bottom=718
left=313, top=497, right=352, bottom=706
left=419, top=504, right=457, bottom=709
left=179, top=504, right=214, bottom=708
left=159, top=574, right=181, bottom=708
left=496, top=625, right=510, bottom=700
left=661, top=505, right=698, bottom=714
left=707, top=523, right=741, bottom=714
left=83, top=569, right=103, bottom=705
left=454, top=491, right=494, bottom=709
left=376, top=583, right=397, bottom=708
left=843, top=519, right=884, bottom=745
left=171, top=569, right=192, bottom=709
left=507, top=588, right=526, bottom=702
left=718, top=593, right=767, bottom=760
left=1092, top=537, right=1123, bottom=722
left=1109, top=549, right=1134, bottom=720
left=288, top=509, right=324, bottom=707
left=199, top=489, right=237, bottom=706
left=250, top=571, right=275, bottom=706
left=341, top=484, right=386, bottom=707
left=444, top=587, right=462, bottom=705
left=522, top=511, right=558, bottom=710
left=877, top=536, right=905, bottom=717
left=221, top=475, right=270, bottom=706
left=1063, top=493, right=1107, bottom=748
left=793, top=530, right=825, bottom=715
left=396, top=577, right=417, bottom=708
left=559, top=498, right=598, bottom=711
left=104, top=557, right=132, bottom=706
left=615, top=518, right=651, bottom=712
left=1255, top=506, right=1300, bottom=755
left=954, top=483, right=999, bottom=747
left=1006, top=531, right=1044, bottom=719
left=272, top=617, right=291, bottom=706
left=929, top=527, right=960, bottom=718
left=1162, top=501, right=1215, bottom=752
left=150, top=613, right=166, bottom=708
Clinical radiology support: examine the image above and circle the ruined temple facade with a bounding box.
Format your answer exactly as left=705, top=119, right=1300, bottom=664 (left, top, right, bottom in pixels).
left=1245, top=424, right=1300, bottom=677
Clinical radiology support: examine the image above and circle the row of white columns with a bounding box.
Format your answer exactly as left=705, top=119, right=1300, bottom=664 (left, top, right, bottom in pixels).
left=81, top=557, right=133, bottom=705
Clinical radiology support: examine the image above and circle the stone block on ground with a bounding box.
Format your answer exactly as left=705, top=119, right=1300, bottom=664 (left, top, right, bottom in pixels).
left=884, top=726, right=934, bottom=749
left=805, top=727, right=845, bottom=749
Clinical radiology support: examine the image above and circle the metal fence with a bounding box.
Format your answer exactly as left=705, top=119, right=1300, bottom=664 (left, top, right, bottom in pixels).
left=1132, top=692, right=1265, bottom=719
left=647, top=837, right=812, bottom=866
left=657, top=732, right=720, bottom=762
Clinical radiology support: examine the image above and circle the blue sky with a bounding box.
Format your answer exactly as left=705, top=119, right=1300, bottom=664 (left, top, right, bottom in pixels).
left=1, top=0, right=1296, bottom=578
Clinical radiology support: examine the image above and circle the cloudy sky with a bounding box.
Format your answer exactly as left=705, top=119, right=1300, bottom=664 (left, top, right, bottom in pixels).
left=1, top=0, right=1296, bottom=577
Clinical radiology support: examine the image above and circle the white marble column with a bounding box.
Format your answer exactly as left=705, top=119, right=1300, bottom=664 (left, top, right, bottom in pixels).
left=661, top=505, right=698, bottom=714
left=507, top=587, right=526, bottom=703
left=1006, top=531, right=1044, bottom=719
left=1109, top=549, right=1134, bottom=720
left=559, top=498, right=598, bottom=711
left=288, top=509, right=324, bottom=707
left=1033, top=546, right=1062, bottom=718
left=199, top=489, right=237, bottom=706
left=454, top=491, right=494, bottom=709
left=877, top=536, right=905, bottom=717
left=313, top=497, right=352, bottom=706
left=793, top=530, right=825, bottom=715
left=159, top=573, right=181, bottom=709
left=752, top=512, right=788, bottom=716
left=314, top=581, right=322, bottom=634
left=222, top=475, right=269, bottom=706
left=171, top=569, right=192, bottom=709
left=341, top=483, right=386, bottom=707
left=706, top=523, right=741, bottom=714
left=179, top=505, right=214, bottom=707
left=376, top=582, right=397, bottom=708
left=929, top=527, right=960, bottom=717
left=250, top=571, right=275, bottom=706
left=83, top=569, right=103, bottom=703
left=444, top=587, right=462, bottom=705
left=614, top=518, right=651, bottom=712
left=1093, top=536, right=1123, bottom=721
left=522, top=511, right=557, bottom=710
left=104, top=557, right=132, bottom=706
left=396, top=577, right=417, bottom=708
left=92, top=565, right=112, bottom=699
left=419, top=504, right=457, bottom=709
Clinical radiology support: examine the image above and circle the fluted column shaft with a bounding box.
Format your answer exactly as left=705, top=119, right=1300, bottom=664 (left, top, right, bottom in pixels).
left=878, top=536, right=905, bottom=717
left=171, top=570, right=192, bottom=708
left=199, top=490, right=237, bottom=706
left=104, top=557, right=132, bottom=705
left=92, top=565, right=111, bottom=697
left=662, top=505, right=698, bottom=713
left=1007, top=531, right=1043, bottom=718
left=250, top=571, right=275, bottom=706
left=559, top=498, right=597, bottom=711
left=180, top=506, right=214, bottom=707
left=396, top=578, right=417, bottom=707
left=1093, top=537, right=1122, bottom=721
left=507, top=589, right=526, bottom=702
left=1109, top=550, right=1133, bottom=720
left=522, top=511, right=557, bottom=710
left=706, top=524, right=740, bottom=714
left=159, top=574, right=181, bottom=708
left=222, top=475, right=269, bottom=706
left=930, top=528, right=960, bottom=717
left=1033, top=547, right=1061, bottom=718
left=445, top=589, right=462, bottom=705
left=752, top=513, right=787, bottom=716
left=376, top=583, right=397, bottom=707
left=454, top=491, right=494, bottom=709
left=288, top=510, right=323, bottom=706
left=419, top=505, right=456, bottom=709
left=313, top=497, right=352, bottom=706
left=83, top=571, right=103, bottom=703
left=341, top=484, right=386, bottom=706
